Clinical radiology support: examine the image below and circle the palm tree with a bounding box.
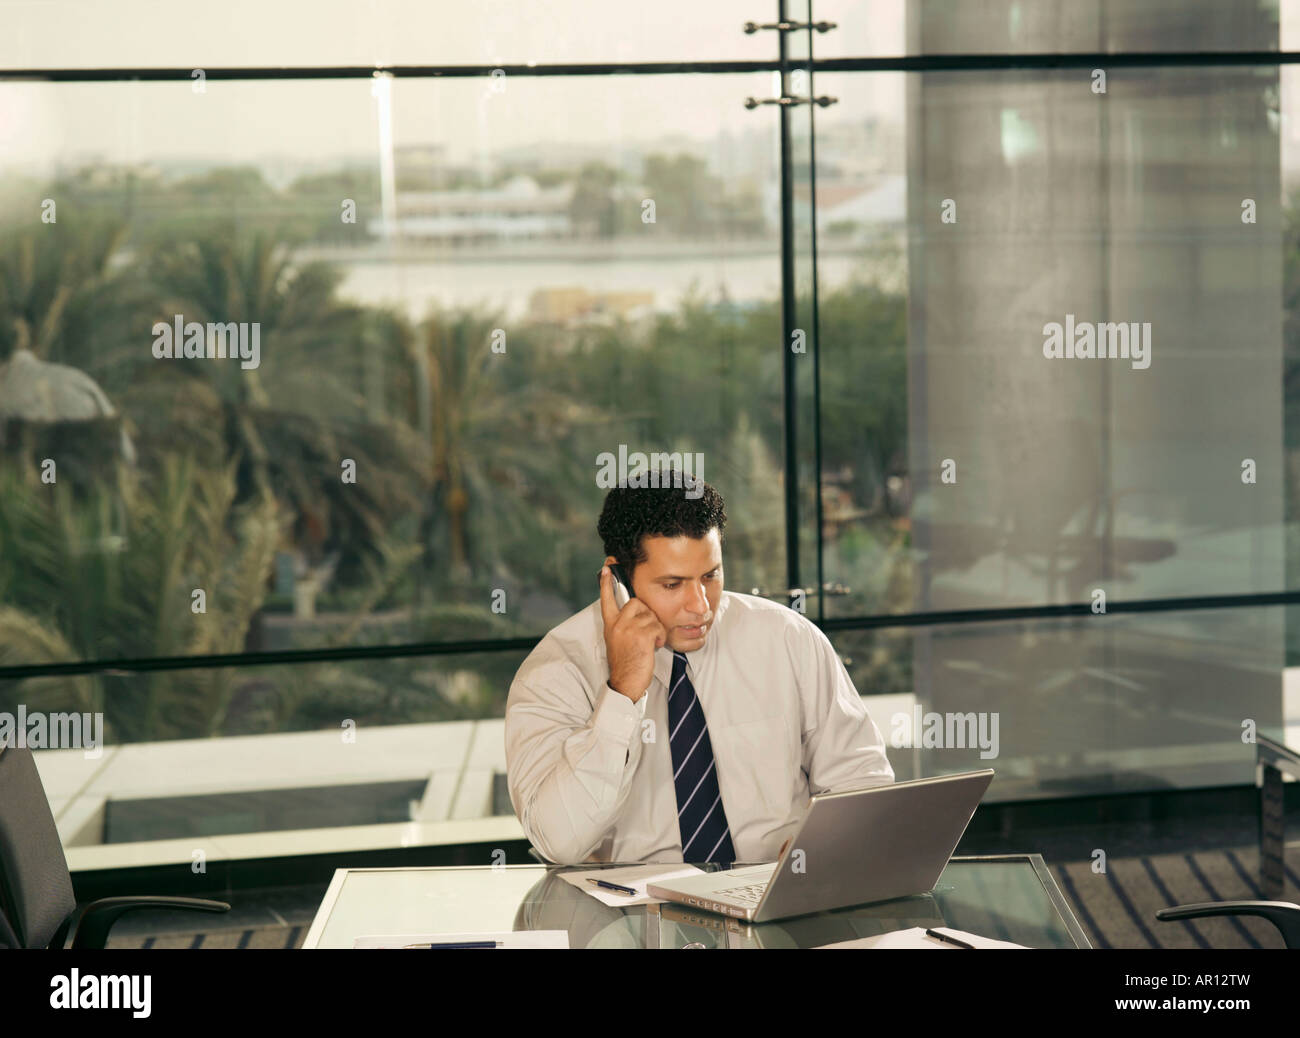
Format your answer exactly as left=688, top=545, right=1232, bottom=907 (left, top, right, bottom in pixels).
left=401, top=303, right=605, bottom=588
left=0, top=221, right=144, bottom=513
left=0, top=456, right=280, bottom=741
left=0, top=221, right=136, bottom=365
left=139, top=228, right=427, bottom=578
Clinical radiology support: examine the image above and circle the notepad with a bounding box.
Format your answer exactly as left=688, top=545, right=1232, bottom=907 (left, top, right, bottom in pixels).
left=353, top=930, right=570, bottom=949
left=815, top=926, right=1027, bottom=949
left=559, top=864, right=707, bottom=906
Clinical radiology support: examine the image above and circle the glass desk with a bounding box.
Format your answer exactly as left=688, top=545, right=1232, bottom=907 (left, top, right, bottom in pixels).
left=303, top=854, right=1091, bottom=949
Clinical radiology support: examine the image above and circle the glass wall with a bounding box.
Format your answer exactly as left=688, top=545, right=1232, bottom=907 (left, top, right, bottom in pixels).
left=0, top=0, right=1296, bottom=862
left=807, top=1, right=1296, bottom=794
left=831, top=606, right=1286, bottom=798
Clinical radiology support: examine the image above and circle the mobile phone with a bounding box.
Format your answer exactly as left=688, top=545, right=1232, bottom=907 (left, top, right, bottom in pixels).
left=608, top=562, right=634, bottom=608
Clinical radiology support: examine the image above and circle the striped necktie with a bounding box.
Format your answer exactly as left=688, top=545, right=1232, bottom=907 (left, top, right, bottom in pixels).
left=668, top=649, right=736, bottom=864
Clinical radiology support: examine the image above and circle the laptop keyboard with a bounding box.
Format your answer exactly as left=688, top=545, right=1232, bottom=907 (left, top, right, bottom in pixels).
left=715, top=881, right=768, bottom=906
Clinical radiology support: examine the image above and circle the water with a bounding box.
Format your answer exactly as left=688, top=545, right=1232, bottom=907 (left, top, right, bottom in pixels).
left=314, top=240, right=873, bottom=321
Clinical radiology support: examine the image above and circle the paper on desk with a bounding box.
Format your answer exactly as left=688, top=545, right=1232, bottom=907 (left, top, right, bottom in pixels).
left=559, top=864, right=707, bottom=906
left=353, top=930, right=569, bottom=949
left=815, top=926, right=1027, bottom=950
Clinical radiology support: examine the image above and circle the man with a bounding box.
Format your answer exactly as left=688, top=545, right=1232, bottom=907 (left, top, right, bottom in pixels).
left=504, top=471, right=894, bottom=866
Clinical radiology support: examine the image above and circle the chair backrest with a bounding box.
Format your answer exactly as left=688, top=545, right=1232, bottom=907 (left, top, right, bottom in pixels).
left=0, top=745, right=77, bottom=948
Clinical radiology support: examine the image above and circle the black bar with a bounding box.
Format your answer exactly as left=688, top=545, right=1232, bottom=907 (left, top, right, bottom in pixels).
left=778, top=0, right=801, bottom=611
left=809, top=50, right=1300, bottom=72
left=808, top=14, right=826, bottom=624
left=4, top=50, right=1300, bottom=84
left=817, top=588, right=1300, bottom=633
left=6, top=947, right=1293, bottom=1020
left=3, top=589, right=1300, bottom=681
left=0, top=60, right=785, bottom=82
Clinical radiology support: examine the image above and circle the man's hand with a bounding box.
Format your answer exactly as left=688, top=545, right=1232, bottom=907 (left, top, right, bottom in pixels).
left=599, top=564, right=667, bottom=703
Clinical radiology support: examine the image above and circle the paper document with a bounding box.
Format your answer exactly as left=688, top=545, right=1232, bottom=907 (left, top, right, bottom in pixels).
left=559, top=864, right=707, bottom=906
left=353, top=930, right=569, bottom=949
left=815, top=926, right=1027, bottom=950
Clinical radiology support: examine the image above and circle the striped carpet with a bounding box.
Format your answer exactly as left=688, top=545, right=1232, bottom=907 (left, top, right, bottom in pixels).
left=108, top=924, right=308, bottom=949
left=103, top=843, right=1300, bottom=949
left=1051, top=842, right=1300, bottom=949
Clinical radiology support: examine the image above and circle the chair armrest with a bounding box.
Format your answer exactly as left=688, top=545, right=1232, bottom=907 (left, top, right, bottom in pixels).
left=1156, top=900, right=1300, bottom=948
left=71, top=896, right=231, bottom=949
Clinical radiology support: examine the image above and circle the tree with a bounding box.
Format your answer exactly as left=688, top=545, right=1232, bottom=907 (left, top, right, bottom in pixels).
left=139, top=228, right=426, bottom=579
left=0, top=456, right=280, bottom=741
left=642, top=153, right=719, bottom=236
left=398, top=303, right=604, bottom=589
left=567, top=161, right=619, bottom=238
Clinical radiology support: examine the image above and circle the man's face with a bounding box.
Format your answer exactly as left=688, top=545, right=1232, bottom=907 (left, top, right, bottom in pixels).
left=611, top=529, right=723, bottom=653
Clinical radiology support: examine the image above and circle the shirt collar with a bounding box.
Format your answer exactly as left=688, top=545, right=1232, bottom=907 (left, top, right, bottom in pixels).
left=594, top=590, right=731, bottom=690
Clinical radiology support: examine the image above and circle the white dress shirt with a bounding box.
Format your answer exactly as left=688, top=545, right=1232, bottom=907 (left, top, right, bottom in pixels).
left=504, top=589, right=895, bottom=865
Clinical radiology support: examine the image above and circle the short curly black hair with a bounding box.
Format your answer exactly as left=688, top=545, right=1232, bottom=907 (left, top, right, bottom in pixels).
left=596, top=469, right=726, bottom=582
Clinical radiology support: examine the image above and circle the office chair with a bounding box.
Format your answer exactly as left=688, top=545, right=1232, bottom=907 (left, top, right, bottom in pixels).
left=1156, top=900, right=1300, bottom=948
left=0, top=744, right=230, bottom=949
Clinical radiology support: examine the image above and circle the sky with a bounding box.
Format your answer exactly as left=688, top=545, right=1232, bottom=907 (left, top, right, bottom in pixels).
left=0, top=0, right=901, bottom=69
left=0, top=0, right=901, bottom=173
left=3, top=1, right=1299, bottom=183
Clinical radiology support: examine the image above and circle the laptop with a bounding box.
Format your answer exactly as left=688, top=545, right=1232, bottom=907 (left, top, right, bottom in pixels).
left=646, top=769, right=994, bottom=923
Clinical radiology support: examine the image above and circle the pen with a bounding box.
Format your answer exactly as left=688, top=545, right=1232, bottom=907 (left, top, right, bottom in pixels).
left=586, top=878, right=639, bottom=896
left=403, top=940, right=502, bottom=949
left=924, top=928, right=975, bottom=949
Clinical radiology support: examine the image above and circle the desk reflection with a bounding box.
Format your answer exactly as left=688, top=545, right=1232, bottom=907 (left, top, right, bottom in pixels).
left=510, top=865, right=950, bottom=948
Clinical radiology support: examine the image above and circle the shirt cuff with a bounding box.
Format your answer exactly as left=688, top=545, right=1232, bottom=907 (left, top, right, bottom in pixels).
left=594, top=681, right=643, bottom=744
